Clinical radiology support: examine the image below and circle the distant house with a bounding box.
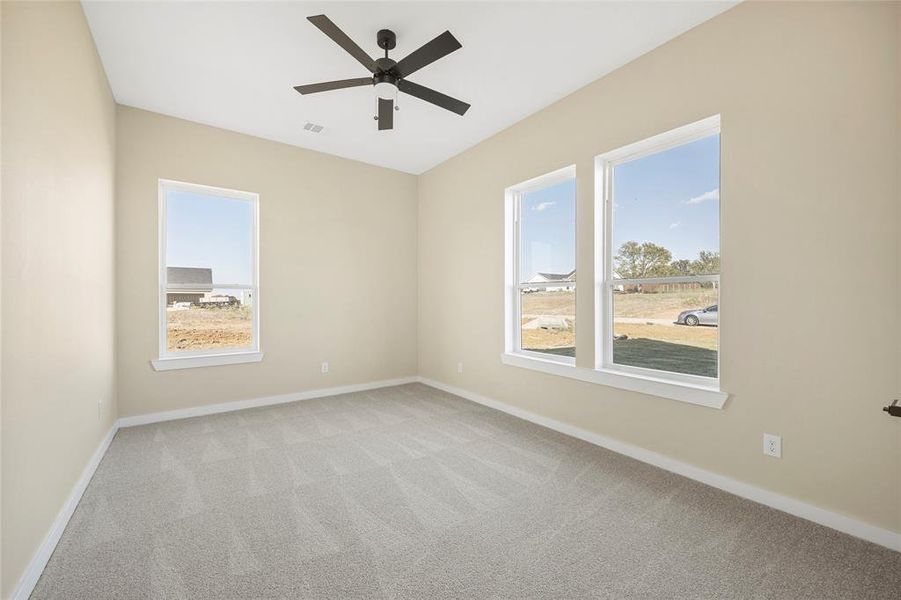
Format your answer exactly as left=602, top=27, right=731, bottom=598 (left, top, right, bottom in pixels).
left=525, top=270, right=575, bottom=292
left=166, top=267, right=213, bottom=305
left=611, top=268, right=708, bottom=293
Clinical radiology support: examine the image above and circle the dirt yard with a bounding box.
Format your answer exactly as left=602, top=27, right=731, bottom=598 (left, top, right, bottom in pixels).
left=613, top=287, right=718, bottom=319
left=167, top=306, right=252, bottom=352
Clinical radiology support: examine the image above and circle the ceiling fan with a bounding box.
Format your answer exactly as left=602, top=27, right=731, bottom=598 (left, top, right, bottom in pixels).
left=294, top=15, right=470, bottom=131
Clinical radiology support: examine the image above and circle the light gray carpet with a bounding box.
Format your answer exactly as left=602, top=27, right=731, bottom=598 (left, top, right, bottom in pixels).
left=33, top=383, right=900, bottom=599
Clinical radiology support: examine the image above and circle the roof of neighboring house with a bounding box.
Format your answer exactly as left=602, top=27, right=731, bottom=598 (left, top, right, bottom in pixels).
left=533, top=269, right=576, bottom=282
left=167, top=267, right=213, bottom=290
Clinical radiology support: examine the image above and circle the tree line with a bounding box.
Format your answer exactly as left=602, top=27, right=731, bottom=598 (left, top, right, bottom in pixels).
left=614, top=241, right=720, bottom=279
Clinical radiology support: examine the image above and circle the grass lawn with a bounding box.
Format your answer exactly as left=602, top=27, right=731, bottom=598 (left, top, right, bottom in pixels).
left=612, top=322, right=717, bottom=351
left=167, top=306, right=252, bottom=352
left=522, top=322, right=575, bottom=354
left=612, top=336, right=717, bottom=377
left=520, top=289, right=718, bottom=377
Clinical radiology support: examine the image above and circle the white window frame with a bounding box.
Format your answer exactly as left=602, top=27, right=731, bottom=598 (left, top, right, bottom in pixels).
left=504, top=165, right=577, bottom=366
left=151, top=179, right=262, bottom=371
left=596, top=115, right=723, bottom=392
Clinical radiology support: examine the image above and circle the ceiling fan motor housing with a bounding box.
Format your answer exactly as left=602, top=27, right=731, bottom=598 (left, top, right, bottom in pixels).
left=374, top=58, right=397, bottom=74
left=373, top=58, right=399, bottom=99
left=376, top=30, right=398, bottom=100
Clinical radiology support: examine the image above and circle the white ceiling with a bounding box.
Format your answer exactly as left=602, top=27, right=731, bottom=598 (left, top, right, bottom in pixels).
left=82, top=1, right=735, bottom=174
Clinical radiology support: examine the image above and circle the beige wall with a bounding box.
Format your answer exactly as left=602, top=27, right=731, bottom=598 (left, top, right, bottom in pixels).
left=1, top=2, right=117, bottom=597
left=115, top=107, right=419, bottom=418
left=419, top=1, right=901, bottom=534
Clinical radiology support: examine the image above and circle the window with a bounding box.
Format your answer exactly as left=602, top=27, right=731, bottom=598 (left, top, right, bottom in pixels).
left=153, top=180, right=261, bottom=371
left=501, top=119, right=725, bottom=407
left=597, top=116, right=720, bottom=385
left=505, top=166, right=576, bottom=364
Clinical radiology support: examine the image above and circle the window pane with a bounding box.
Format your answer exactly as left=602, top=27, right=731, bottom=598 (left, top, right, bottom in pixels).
left=521, top=288, right=575, bottom=358
left=519, top=179, right=576, bottom=285
left=611, top=282, right=718, bottom=377
left=166, top=189, right=253, bottom=285
left=164, top=186, right=256, bottom=356
left=167, top=288, right=253, bottom=352
left=612, top=134, right=720, bottom=279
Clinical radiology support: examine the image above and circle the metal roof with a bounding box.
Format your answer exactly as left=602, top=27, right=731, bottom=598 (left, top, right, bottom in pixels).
left=167, top=267, right=213, bottom=290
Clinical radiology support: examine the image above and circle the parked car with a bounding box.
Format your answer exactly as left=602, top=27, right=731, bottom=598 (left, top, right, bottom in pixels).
left=676, top=305, right=718, bottom=326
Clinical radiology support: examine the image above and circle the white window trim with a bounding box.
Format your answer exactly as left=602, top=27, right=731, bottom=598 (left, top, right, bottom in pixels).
left=151, top=351, right=264, bottom=371
left=595, top=114, right=723, bottom=404
left=151, top=179, right=262, bottom=371
left=500, top=351, right=726, bottom=408
left=500, top=117, right=727, bottom=409
left=504, top=165, right=577, bottom=367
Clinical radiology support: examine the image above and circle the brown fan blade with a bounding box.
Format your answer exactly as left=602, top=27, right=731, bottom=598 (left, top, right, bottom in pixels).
left=294, top=77, right=373, bottom=95
left=307, top=15, right=377, bottom=73
left=397, top=79, right=469, bottom=116
left=392, top=30, right=462, bottom=79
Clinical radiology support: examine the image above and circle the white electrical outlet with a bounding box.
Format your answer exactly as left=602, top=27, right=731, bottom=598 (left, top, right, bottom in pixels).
left=321, top=362, right=329, bottom=374
left=457, top=362, right=463, bottom=374
left=763, top=433, right=782, bottom=458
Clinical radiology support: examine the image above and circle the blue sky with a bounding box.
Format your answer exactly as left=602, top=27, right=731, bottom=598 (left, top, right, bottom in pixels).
left=520, top=179, right=577, bottom=281
left=613, top=134, right=720, bottom=261
left=166, top=190, right=252, bottom=284
left=519, top=133, right=719, bottom=281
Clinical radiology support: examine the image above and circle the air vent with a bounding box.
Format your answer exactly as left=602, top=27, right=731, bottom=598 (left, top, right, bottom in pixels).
left=303, top=122, right=324, bottom=133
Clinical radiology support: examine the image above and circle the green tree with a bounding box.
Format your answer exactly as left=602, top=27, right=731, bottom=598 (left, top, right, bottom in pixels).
left=614, top=241, right=673, bottom=279
left=691, top=250, right=720, bottom=275
left=669, top=259, right=693, bottom=276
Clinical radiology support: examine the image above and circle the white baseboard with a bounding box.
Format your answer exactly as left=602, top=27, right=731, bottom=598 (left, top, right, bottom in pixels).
left=417, top=376, right=901, bottom=553
left=116, top=376, right=419, bottom=428
left=12, top=424, right=119, bottom=600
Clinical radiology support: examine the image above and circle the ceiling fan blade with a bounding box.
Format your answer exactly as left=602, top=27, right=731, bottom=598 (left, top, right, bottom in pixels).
left=378, top=97, right=394, bottom=130
left=294, top=77, right=373, bottom=96
left=397, top=79, right=470, bottom=116
left=307, top=14, right=377, bottom=73
left=392, top=31, right=461, bottom=79
left=294, top=77, right=373, bottom=95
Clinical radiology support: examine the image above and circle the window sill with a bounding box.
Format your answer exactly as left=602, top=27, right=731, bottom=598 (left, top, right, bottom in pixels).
left=500, top=352, right=727, bottom=409
left=151, top=351, right=263, bottom=371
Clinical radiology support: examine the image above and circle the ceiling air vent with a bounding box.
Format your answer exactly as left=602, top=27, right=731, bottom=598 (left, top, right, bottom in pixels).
left=303, top=122, right=324, bottom=133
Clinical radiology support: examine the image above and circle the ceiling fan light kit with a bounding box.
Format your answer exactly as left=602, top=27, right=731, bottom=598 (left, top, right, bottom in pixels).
left=295, top=15, right=471, bottom=131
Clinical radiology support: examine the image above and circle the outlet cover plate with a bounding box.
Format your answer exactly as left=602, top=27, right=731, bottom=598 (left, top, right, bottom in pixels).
left=763, top=433, right=782, bottom=458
